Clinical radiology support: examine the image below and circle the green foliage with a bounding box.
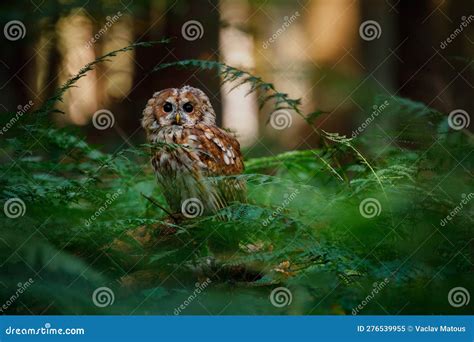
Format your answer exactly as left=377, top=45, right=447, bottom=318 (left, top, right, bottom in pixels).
left=36, top=40, right=172, bottom=119
left=0, top=42, right=472, bottom=315
left=153, top=59, right=304, bottom=117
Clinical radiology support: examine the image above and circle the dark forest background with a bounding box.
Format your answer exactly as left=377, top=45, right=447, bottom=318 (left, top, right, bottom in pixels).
left=0, top=0, right=472, bottom=315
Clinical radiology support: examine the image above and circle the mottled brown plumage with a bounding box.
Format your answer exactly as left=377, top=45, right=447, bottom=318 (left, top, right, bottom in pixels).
left=142, top=86, right=245, bottom=215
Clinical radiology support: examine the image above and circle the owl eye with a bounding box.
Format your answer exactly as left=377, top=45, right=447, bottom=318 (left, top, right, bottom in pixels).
left=183, top=102, right=194, bottom=113
left=163, top=102, right=173, bottom=113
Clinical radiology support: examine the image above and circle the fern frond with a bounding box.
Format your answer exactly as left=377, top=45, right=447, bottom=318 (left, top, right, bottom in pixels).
left=152, top=59, right=305, bottom=118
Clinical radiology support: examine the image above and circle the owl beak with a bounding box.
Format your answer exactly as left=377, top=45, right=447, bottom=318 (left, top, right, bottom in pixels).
left=174, top=112, right=181, bottom=125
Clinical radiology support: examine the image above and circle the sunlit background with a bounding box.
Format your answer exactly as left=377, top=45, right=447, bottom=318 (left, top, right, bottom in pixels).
left=0, top=0, right=473, bottom=316
left=0, top=0, right=472, bottom=154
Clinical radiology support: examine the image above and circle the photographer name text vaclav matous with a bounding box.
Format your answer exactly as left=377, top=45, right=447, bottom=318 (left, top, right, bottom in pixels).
left=416, top=325, right=466, bottom=333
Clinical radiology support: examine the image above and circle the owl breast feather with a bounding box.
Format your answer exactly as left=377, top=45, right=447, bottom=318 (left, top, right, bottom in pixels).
left=150, top=124, right=245, bottom=213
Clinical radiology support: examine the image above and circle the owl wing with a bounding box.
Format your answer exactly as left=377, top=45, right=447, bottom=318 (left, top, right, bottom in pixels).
left=182, top=124, right=244, bottom=175
left=178, top=124, right=246, bottom=211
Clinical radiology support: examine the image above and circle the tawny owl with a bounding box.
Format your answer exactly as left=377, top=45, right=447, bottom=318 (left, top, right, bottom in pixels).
left=142, top=85, right=245, bottom=217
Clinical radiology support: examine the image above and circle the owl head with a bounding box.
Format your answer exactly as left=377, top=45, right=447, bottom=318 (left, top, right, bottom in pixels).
left=142, top=85, right=216, bottom=135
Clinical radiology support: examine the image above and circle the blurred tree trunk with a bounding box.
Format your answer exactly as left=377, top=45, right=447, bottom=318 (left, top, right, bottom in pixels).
left=445, top=0, right=474, bottom=122
left=360, top=0, right=472, bottom=118
left=396, top=0, right=448, bottom=110
left=0, top=6, right=35, bottom=112
left=359, top=0, right=396, bottom=92
left=123, top=0, right=222, bottom=143
left=39, top=8, right=62, bottom=115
